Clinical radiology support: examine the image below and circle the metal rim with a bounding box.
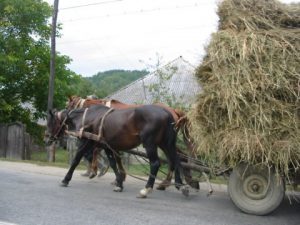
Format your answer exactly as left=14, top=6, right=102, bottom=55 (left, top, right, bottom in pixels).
left=242, top=174, right=268, bottom=200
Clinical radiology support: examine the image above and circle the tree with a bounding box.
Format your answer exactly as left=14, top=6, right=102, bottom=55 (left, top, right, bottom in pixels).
left=86, top=70, right=148, bottom=97
left=143, top=54, right=183, bottom=108
left=0, top=0, right=80, bottom=139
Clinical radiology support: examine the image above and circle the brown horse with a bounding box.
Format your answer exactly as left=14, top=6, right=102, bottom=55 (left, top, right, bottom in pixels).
left=45, top=104, right=188, bottom=197
left=66, top=96, right=199, bottom=190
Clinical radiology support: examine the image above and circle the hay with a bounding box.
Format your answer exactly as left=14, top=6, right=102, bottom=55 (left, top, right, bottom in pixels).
left=188, top=0, right=300, bottom=175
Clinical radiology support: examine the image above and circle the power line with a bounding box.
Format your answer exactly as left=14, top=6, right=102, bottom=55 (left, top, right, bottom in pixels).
left=57, top=24, right=216, bottom=45
left=59, top=0, right=123, bottom=10
left=60, top=2, right=213, bottom=23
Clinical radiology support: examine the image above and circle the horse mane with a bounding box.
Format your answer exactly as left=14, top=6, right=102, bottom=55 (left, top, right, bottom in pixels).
left=67, top=96, right=187, bottom=125
left=85, top=99, right=106, bottom=107
left=67, top=95, right=107, bottom=109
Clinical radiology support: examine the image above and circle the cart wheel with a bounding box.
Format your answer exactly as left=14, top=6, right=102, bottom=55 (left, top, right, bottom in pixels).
left=228, top=163, right=285, bottom=215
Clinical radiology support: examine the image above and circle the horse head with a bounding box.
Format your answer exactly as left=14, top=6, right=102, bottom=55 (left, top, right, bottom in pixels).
left=66, top=96, right=82, bottom=110
left=44, top=109, right=68, bottom=146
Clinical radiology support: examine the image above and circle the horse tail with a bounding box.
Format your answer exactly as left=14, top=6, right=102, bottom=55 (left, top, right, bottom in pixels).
left=174, top=111, right=197, bottom=158
left=164, top=111, right=179, bottom=171
left=164, top=110, right=184, bottom=188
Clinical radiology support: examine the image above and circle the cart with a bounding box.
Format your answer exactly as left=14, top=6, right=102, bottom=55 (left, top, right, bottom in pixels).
left=121, top=148, right=298, bottom=216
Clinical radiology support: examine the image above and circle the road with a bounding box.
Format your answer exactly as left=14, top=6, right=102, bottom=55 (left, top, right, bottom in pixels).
left=0, top=161, right=299, bottom=225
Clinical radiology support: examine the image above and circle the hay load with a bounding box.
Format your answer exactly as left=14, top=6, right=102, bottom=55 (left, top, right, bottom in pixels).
left=189, top=0, right=300, bottom=175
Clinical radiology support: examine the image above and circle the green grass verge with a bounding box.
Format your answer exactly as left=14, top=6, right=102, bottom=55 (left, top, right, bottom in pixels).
left=1, top=148, right=86, bottom=170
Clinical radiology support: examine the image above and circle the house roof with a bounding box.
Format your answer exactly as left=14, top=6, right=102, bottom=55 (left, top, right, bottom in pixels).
left=107, top=56, right=201, bottom=106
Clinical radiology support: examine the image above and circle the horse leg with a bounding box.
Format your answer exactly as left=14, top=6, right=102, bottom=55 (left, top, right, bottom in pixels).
left=156, top=169, right=172, bottom=191
left=138, top=144, right=160, bottom=198
left=177, top=148, right=199, bottom=190
left=89, top=148, right=99, bottom=179
left=156, top=148, right=199, bottom=190
left=164, top=145, right=189, bottom=196
left=181, top=165, right=199, bottom=190
left=172, top=156, right=190, bottom=196
left=103, top=148, right=123, bottom=192
left=81, top=147, right=93, bottom=177
left=62, top=139, right=94, bottom=186
left=115, top=154, right=126, bottom=182
left=156, top=143, right=174, bottom=191
left=97, top=150, right=109, bottom=177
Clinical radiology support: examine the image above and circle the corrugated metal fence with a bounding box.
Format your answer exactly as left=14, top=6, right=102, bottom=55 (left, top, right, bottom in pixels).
left=0, top=122, right=32, bottom=160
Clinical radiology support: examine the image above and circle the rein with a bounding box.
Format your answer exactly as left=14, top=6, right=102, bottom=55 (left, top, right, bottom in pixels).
left=52, top=111, right=68, bottom=140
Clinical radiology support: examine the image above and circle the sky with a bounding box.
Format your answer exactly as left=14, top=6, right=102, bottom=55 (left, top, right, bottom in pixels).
left=44, top=0, right=298, bottom=77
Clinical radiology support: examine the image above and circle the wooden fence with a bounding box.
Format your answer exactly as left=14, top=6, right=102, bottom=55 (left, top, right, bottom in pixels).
left=0, top=122, right=32, bottom=160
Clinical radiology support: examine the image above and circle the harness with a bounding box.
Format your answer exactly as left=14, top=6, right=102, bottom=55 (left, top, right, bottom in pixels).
left=73, top=97, right=86, bottom=109
left=105, top=100, right=112, bottom=108
left=65, top=108, right=114, bottom=142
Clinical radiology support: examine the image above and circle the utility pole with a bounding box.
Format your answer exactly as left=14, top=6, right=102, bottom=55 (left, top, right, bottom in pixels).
left=47, top=0, right=59, bottom=162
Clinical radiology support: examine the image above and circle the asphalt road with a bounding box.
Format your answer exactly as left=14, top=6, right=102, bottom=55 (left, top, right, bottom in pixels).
left=0, top=161, right=299, bottom=225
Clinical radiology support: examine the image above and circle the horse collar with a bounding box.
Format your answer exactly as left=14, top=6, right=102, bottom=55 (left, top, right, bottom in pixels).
left=73, top=97, right=86, bottom=109
left=105, top=100, right=112, bottom=108
left=57, top=111, right=62, bottom=121
left=79, top=99, right=86, bottom=108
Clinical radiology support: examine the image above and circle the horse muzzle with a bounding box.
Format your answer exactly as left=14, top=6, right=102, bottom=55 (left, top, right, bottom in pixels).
left=44, top=132, right=57, bottom=146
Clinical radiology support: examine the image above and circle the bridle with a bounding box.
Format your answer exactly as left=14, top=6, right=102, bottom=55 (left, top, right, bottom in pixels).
left=47, top=110, right=70, bottom=144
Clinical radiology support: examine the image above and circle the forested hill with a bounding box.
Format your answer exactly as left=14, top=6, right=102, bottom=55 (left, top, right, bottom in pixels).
left=77, top=70, right=148, bottom=98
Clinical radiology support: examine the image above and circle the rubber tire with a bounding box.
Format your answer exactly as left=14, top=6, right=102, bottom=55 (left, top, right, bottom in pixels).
left=228, top=163, right=285, bottom=215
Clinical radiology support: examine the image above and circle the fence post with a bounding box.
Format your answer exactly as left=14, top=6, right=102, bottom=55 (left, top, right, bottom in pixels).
left=46, top=143, right=56, bottom=162
left=6, top=122, right=25, bottom=160
left=0, top=124, right=8, bottom=157
left=67, top=136, right=78, bottom=165
left=24, top=133, right=31, bottom=160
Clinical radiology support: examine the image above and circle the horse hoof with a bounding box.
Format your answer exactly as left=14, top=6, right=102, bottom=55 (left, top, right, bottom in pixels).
left=89, top=172, right=96, bottom=179
left=189, top=180, right=200, bottom=190
left=113, top=186, right=123, bottom=192
left=156, top=185, right=166, bottom=191
left=60, top=180, right=69, bottom=187
left=137, top=187, right=152, bottom=198
left=207, top=189, right=213, bottom=197
left=180, top=185, right=190, bottom=197
left=98, top=169, right=106, bottom=177
left=137, top=193, right=147, bottom=198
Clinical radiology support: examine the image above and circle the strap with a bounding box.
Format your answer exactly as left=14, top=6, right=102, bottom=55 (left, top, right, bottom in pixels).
left=97, top=108, right=114, bottom=141
left=79, top=99, right=86, bottom=108
left=66, top=108, right=114, bottom=142
left=73, top=97, right=82, bottom=109
left=72, top=97, right=86, bottom=109
left=79, top=108, right=89, bottom=138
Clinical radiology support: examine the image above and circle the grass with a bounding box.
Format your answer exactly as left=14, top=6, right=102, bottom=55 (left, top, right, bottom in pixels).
left=0, top=148, right=86, bottom=170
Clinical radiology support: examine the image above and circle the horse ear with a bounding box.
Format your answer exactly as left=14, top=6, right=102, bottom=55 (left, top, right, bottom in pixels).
left=48, top=109, right=54, bottom=117
left=48, top=109, right=57, bottom=117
